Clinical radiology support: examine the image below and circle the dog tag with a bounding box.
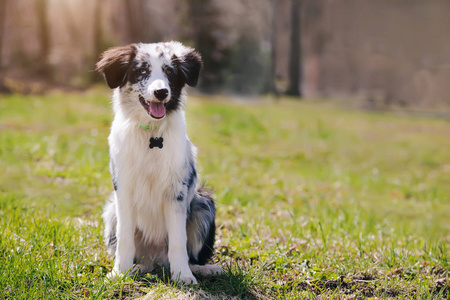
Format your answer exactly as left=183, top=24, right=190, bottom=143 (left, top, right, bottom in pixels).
left=149, top=137, right=163, bottom=149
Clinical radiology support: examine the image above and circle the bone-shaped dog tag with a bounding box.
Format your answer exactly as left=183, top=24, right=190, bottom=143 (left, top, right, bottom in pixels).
left=149, top=137, right=163, bottom=149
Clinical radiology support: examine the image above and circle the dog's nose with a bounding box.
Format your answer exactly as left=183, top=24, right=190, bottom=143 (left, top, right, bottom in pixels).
left=154, top=89, right=168, bottom=101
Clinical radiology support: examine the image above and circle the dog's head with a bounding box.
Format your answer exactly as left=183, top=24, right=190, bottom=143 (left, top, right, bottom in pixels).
left=96, top=42, right=202, bottom=120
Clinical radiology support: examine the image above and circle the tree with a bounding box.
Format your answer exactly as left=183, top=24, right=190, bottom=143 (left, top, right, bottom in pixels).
left=286, top=0, right=302, bottom=97
left=60, top=1, right=82, bottom=46
left=36, top=0, right=51, bottom=77
left=124, top=0, right=149, bottom=43
left=187, top=0, right=230, bottom=93
left=0, top=0, right=7, bottom=69
left=264, top=0, right=279, bottom=97
left=92, top=0, right=104, bottom=81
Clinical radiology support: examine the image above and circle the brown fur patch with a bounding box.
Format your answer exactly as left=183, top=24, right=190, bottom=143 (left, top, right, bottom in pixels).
left=96, top=45, right=137, bottom=89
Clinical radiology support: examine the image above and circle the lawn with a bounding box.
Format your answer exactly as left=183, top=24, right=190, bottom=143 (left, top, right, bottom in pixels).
left=0, top=89, right=449, bottom=299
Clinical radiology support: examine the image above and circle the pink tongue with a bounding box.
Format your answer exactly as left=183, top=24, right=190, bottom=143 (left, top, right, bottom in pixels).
left=149, top=102, right=166, bottom=118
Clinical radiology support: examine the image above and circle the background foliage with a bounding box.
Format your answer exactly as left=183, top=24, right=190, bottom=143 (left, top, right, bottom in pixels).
left=1, top=0, right=450, bottom=107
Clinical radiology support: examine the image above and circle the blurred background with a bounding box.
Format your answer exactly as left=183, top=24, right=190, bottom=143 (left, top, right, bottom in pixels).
left=1, top=0, right=450, bottom=109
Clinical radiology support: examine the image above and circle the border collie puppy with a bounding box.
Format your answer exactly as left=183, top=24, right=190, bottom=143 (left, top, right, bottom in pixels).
left=96, top=41, right=222, bottom=284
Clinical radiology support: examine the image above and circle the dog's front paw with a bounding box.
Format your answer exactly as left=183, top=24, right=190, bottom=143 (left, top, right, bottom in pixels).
left=106, top=268, right=123, bottom=281
left=172, top=272, right=198, bottom=285
left=179, top=274, right=198, bottom=285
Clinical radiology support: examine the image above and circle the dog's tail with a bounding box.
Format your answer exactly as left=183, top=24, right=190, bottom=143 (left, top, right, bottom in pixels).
left=187, top=185, right=216, bottom=265
left=102, top=192, right=117, bottom=256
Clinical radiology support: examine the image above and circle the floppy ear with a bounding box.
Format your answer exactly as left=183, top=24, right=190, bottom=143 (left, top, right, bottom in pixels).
left=95, top=45, right=136, bottom=89
left=179, top=50, right=203, bottom=87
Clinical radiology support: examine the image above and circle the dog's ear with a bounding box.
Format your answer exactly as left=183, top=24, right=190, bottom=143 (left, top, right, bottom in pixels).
left=179, top=50, right=203, bottom=87
left=96, top=45, right=136, bottom=89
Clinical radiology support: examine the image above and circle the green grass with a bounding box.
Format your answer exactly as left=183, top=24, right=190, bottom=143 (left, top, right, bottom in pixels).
left=0, top=89, right=449, bottom=299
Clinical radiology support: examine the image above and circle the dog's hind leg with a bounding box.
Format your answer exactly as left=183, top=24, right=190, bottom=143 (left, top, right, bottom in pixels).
left=186, top=187, right=223, bottom=275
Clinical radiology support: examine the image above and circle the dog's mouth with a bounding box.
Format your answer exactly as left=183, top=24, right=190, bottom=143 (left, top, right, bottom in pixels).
left=139, top=95, right=166, bottom=119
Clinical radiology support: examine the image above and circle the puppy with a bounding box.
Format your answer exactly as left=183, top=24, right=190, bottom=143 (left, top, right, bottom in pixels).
left=96, top=41, right=222, bottom=284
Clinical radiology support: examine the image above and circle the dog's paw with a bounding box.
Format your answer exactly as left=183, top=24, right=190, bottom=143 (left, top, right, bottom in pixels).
left=171, top=272, right=198, bottom=285
left=131, top=264, right=147, bottom=274
left=106, top=269, right=123, bottom=281
left=178, top=274, right=198, bottom=285
left=204, top=265, right=224, bottom=275
left=190, top=264, right=224, bottom=276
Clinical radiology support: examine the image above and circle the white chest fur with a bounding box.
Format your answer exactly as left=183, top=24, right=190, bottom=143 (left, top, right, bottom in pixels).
left=109, top=110, right=191, bottom=243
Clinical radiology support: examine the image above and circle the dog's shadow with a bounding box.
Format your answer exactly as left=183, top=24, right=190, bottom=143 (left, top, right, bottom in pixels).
left=131, top=264, right=257, bottom=299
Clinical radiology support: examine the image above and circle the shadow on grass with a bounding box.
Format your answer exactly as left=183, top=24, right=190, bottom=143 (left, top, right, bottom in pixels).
left=197, top=262, right=262, bottom=299
left=107, top=262, right=262, bottom=299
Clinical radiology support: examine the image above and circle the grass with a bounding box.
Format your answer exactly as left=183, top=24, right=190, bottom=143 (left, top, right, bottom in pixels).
left=0, top=89, right=449, bottom=299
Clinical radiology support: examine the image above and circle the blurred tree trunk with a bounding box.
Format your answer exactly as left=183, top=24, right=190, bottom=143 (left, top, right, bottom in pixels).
left=188, top=0, right=222, bottom=93
left=124, top=0, right=146, bottom=43
left=60, top=1, right=81, bottom=46
left=304, top=0, right=327, bottom=95
left=286, top=0, right=302, bottom=97
left=36, top=0, right=51, bottom=78
left=264, top=0, right=279, bottom=97
left=0, top=0, right=7, bottom=69
left=124, top=1, right=138, bottom=42
left=92, top=0, right=104, bottom=81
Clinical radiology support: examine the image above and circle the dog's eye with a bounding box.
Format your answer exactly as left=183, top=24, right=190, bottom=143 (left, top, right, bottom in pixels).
left=165, top=68, right=173, bottom=76
left=139, top=68, right=148, bottom=76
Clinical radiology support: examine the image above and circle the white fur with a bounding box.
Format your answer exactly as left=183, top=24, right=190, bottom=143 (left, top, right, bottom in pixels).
left=109, top=96, right=195, bottom=283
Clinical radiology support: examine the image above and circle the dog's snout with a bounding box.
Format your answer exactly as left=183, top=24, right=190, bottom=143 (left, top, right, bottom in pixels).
left=154, top=89, right=169, bottom=101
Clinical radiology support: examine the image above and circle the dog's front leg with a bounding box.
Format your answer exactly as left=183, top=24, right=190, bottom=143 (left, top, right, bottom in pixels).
left=165, top=199, right=197, bottom=285
left=108, top=191, right=136, bottom=279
